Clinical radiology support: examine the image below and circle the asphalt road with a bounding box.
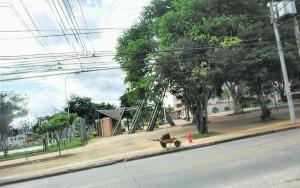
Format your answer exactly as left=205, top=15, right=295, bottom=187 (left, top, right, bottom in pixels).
left=4, top=129, right=300, bottom=188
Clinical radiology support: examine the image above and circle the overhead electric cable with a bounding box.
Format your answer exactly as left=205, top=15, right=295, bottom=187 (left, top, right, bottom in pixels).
left=0, top=3, right=48, bottom=51
left=76, top=0, right=96, bottom=54
left=19, top=0, right=52, bottom=53
left=59, top=0, right=88, bottom=55
left=0, top=28, right=125, bottom=32
left=47, top=0, right=83, bottom=66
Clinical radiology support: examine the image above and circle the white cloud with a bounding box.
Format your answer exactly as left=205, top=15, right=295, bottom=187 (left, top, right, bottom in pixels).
left=0, top=0, right=151, bottom=120
left=28, top=90, right=65, bottom=116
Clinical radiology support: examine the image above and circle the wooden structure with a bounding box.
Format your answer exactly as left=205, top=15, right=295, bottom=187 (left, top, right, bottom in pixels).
left=97, top=108, right=125, bottom=137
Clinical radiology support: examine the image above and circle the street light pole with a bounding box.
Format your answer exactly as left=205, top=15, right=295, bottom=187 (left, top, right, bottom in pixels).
left=64, top=72, right=82, bottom=117
left=65, top=74, right=70, bottom=117
left=269, top=1, right=296, bottom=125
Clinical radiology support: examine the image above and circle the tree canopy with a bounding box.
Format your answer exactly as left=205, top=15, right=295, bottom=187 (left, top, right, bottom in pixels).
left=0, top=91, right=27, bottom=156
left=0, top=92, right=27, bottom=137
left=66, top=95, right=115, bottom=125
left=116, top=0, right=300, bottom=133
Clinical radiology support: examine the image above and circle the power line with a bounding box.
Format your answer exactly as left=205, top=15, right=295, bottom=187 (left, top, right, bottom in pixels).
left=47, top=0, right=83, bottom=67
left=47, top=0, right=78, bottom=54
left=0, top=28, right=126, bottom=32
left=0, top=31, right=103, bottom=41
left=76, top=0, right=96, bottom=54
left=60, top=0, right=88, bottom=55
left=0, top=34, right=297, bottom=69
left=19, top=0, right=52, bottom=53
left=0, top=36, right=294, bottom=68
left=2, top=45, right=298, bottom=79
left=0, top=3, right=48, bottom=51
left=0, top=64, right=120, bottom=76
left=0, top=68, right=120, bottom=82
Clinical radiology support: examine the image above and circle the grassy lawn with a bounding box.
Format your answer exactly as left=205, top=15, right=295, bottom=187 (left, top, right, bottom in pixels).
left=192, top=132, right=219, bottom=140
left=0, top=137, right=84, bottom=162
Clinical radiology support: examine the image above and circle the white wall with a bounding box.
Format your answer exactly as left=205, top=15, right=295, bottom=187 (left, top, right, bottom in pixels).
left=7, top=134, right=26, bottom=148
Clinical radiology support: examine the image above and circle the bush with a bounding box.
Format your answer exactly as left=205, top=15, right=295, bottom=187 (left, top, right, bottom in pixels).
left=224, top=106, right=230, bottom=111
left=212, top=107, right=219, bottom=113
left=92, top=131, right=98, bottom=138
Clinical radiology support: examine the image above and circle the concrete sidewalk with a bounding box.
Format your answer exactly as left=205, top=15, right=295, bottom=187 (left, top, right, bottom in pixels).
left=0, top=107, right=299, bottom=186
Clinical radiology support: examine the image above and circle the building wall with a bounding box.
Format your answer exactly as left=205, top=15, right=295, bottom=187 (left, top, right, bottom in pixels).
left=207, top=100, right=234, bottom=114
left=7, top=134, right=26, bottom=148
left=99, top=118, right=113, bottom=137
left=172, top=95, right=234, bottom=118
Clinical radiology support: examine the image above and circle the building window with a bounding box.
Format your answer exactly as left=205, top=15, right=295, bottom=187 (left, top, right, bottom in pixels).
left=14, top=138, right=16, bottom=140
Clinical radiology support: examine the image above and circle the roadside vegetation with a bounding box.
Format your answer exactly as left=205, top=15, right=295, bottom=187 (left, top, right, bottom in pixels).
left=0, top=137, right=83, bottom=162
left=116, top=0, right=300, bottom=134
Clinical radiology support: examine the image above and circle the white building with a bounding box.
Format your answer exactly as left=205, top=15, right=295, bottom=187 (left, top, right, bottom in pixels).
left=7, top=132, right=26, bottom=148
left=171, top=96, right=234, bottom=119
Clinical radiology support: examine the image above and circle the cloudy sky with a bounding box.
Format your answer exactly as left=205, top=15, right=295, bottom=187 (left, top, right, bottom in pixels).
left=0, top=0, right=174, bottom=126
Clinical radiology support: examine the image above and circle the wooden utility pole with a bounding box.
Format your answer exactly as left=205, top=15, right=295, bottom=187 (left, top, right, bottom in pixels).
left=293, top=16, right=300, bottom=57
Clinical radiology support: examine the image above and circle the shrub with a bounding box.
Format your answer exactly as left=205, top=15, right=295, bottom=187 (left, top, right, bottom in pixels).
left=92, top=131, right=98, bottom=138
left=212, top=107, right=219, bottom=113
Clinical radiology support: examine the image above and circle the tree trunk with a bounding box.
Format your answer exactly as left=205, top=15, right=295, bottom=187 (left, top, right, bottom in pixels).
left=200, top=96, right=208, bottom=134
left=225, top=82, right=242, bottom=114
left=192, top=112, right=197, bottom=124
left=194, top=107, right=202, bottom=133
left=58, top=142, right=61, bottom=156
left=275, top=81, right=286, bottom=102
left=186, top=109, right=190, bottom=122
left=257, top=80, right=271, bottom=121
left=54, top=133, right=61, bottom=156
left=1, top=134, right=8, bottom=157
left=192, top=96, right=209, bottom=134
left=42, top=137, right=46, bottom=151
left=233, top=97, right=242, bottom=113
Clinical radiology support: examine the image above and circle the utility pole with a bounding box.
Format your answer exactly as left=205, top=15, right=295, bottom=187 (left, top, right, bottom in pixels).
left=293, top=16, right=300, bottom=57
left=65, top=74, right=70, bottom=117
left=64, top=72, right=81, bottom=117
left=163, top=103, right=167, bottom=124
left=269, top=1, right=296, bottom=125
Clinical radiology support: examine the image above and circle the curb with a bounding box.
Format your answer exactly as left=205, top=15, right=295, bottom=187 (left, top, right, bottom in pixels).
left=1, top=125, right=299, bottom=186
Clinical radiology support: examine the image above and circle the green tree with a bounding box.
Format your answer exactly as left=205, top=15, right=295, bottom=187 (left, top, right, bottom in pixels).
left=66, top=95, right=115, bottom=125
left=35, top=122, right=49, bottom=151
left=116, top=0, right=300, bottom=132
left=47, top=113, right=77, bottom=156
left=155, top=0, right=300, bottom=120
left=116, top=0, right=173, bottom=104
left=0, top=92, right=27, bottom=157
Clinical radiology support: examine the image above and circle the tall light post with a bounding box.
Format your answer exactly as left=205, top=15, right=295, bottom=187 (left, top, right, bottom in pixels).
left=268, top=1, right=297, bottom=125
left=65, top=74, right=71, bottom=117
left=64, top=71, right=82, bottom=117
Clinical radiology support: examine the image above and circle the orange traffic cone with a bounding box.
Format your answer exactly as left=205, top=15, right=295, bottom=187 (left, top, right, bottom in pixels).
left=188, top=133, right=193, bottom=143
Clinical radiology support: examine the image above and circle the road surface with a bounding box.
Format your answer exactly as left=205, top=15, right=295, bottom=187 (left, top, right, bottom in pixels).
left=4, top=129, right=300, bottom=188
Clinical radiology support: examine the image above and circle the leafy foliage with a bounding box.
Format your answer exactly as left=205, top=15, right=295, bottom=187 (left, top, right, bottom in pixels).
left=116, top=0, right=300, bottom=132
left=66, top=95, right=115, bottom=125
left=0, top=92, right=27, bottom=137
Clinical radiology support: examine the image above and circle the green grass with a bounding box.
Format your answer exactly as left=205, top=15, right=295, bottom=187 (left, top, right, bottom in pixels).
left=192, top=132, right=218, bottom=140
left=0, top=137, right=85, bottom=162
